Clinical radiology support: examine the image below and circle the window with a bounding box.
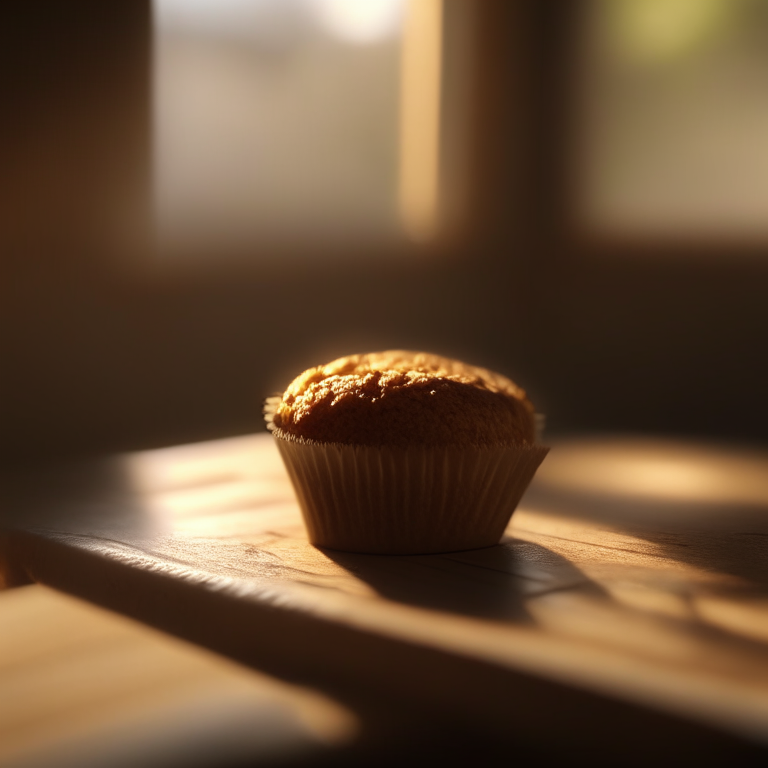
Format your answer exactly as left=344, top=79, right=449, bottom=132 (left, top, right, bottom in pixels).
left=153, top=0, right=452, bottom=258
left=577, top=0, right=768, bottom=244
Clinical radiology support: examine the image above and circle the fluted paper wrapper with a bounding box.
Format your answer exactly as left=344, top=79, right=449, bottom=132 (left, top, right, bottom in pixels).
left=272, top=430, right=549, bottom=555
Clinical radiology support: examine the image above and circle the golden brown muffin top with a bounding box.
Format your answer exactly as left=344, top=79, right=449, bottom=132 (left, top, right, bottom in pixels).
left=268, top=351, right=536, bottom=447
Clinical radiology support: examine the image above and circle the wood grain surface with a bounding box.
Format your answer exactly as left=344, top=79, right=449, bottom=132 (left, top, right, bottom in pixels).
left=3, top=434, right=768, bottom=765
left=0, top=585, right=356, bottom=768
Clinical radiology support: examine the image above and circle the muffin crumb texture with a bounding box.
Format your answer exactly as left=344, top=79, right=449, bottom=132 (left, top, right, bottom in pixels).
left=270, top=351, right=535, bottom=447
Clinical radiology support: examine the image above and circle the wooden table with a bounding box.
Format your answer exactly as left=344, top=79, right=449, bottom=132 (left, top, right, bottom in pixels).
left=0, top=584, right=356, bottom=768
left=3, top=433, right=768, bottom=766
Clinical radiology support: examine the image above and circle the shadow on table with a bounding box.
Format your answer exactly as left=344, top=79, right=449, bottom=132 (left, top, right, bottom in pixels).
left=0, top=456, right=155, bottom=539
left=319, top=539, right=606, bottom=623
left=527, top=435, right=768, bottom=591
left=529, top=482, right=768, bottom=592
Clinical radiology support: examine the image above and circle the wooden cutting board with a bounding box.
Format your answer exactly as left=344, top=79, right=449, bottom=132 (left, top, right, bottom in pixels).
left=3, top=433, right=768, bottom=763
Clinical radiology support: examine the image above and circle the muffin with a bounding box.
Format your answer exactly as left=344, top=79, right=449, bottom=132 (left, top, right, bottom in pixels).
left=265, top=351, right=548, bottom=554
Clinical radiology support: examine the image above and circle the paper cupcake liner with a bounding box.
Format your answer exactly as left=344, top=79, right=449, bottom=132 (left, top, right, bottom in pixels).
left=271, top=429, right=549, bottom=555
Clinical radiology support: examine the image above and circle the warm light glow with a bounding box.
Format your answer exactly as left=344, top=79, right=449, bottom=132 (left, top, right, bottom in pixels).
left=398, top=0, right=443, bottom=242
left=312, top=0, right=404, bottom=44
left=607, top=0, right=732, bottom=63
left=538, top=438, right=768, bottom=506
left=582, top=0, right=768, bottom=241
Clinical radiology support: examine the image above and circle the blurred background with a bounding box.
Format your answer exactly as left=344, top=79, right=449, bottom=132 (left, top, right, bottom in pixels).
left=3, top=0, right=768, bottom=464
